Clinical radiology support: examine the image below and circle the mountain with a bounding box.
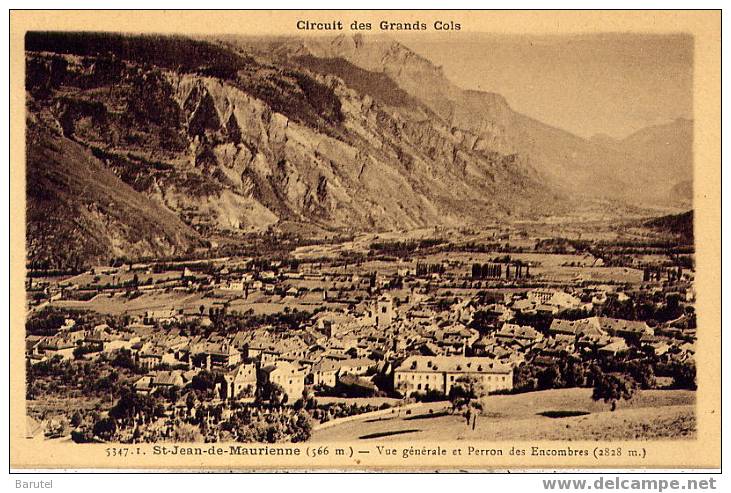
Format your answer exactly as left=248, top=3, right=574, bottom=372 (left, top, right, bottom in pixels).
left=290, top=34, right=635, bottom=197
left=644, top=210, right=693, bottom=244
left=24, top=32, right=694, bottom=269
left=590, top=118, right=693, bottom=204
left=25, top=32, right=563, bottom=269
left=25, top=116, right=201, bottom=271
left=249, top=34, right=691, bottom=203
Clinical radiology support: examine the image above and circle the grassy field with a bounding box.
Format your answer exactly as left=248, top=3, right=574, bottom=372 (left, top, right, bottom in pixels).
left=50, top=288, right=346, bottom=317
left=51, top=291, right=207, bottom=316
left=424, top=251, right=643, bottom=284
left=315, top=396, right=403, bottom=406
left=310, top=388, right=695, bottom=442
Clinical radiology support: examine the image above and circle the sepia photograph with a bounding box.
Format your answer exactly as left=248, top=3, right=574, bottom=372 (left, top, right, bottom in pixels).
left=8, top=9, right=721, bottom=471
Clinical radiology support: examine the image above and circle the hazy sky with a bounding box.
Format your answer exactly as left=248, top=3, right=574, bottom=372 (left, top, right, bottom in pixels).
left=397, top=33, right=693, bottom=140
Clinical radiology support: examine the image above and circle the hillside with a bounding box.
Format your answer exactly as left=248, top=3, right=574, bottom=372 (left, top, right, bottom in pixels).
left=25, top=32, right=694, bottom=269
left=311, top=389, right=695, bottom=442
left=591, top=118, right=693, bottom=204
left=25, top=119, right=201, bottom=271
left=286, top=34, right=691, bottom=203
left=644, top=210, right=694, bottom=244
left=25, top=32, right=565, bottom=270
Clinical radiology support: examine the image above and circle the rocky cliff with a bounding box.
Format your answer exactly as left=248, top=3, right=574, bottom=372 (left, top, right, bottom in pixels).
left=25, top=32, right=560, bottom=269
left=288, top=34, right=691, bottom=201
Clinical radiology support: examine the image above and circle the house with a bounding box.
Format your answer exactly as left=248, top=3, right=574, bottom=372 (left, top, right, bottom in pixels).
left=135, top=371, right=184, bottom=395
left=336, top=374, right=379, bottom=396
left=84, top=325, right=140, bottom=353
left=495, top=323, right=544, bottom=347
left=513, top=290, right=582, bottom=315
left=26, top=335, right=45, bottom=357
left=338, top=357, right=375, bottom=377
left=39, top=335, right=78, bottom=360
left=309, top=359, right=341, bottom=387
left=192, top=340, right=241, bottom=369
left=310, top=357, right=375, bottom=388
left=221, top=279, right=245, bottom=291
left=434, top=325, right=479, bottom=355
left=220, top=363, right=257, bottom=399
left=134, top=375, right=155, bottom=395
left=528, top=290, right=581, bottom=310
left=150, top=370, right=185, bottom=389
left=393, top=355, right=513, bottom=396
left=598, top=338, right=630, bottom=356
left=511, top=298, right=537, bottom=314
left=549, top=318, right=606, bottom=340
left=550, top=317, right=653, bottom=342
left=259, top=361, right=306, bottom=403
left=144, top=309, right=178, bottom=324
left=599, top=318, right=654, bottom=340
left=137, top=345, right=178, bottom=371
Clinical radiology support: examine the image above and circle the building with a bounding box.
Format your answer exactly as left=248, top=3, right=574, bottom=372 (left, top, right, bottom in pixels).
left=549, top=318, right=606, bottom=340
left=137, top=345, right=178, bottom=371
left=309, top=357, right=375, bottom=388
left=84, top=325, right=140, bottom=353
left=192, top=340, right=241, bottom=369
left=220, top=363, right=257, bottom=399
left=374, top=296, right=395, bottom=328
left=495, top=323, right=544, bottom=347
left=144, top=309, right=178, bottom=324
left=38, top=335, right=78, bottom=360
left=310, top=359, right=341, bottom=387
left=259, top=361, right=306, bottom=403
left=393, top=355, right=513, bottom=396
left=550, top=317, right=653, bottom=341
left=221, top=279, right=245, bottom=291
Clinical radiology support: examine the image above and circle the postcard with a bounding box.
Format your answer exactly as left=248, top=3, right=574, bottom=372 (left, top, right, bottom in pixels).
left=9, top=9, right=721, bottom=471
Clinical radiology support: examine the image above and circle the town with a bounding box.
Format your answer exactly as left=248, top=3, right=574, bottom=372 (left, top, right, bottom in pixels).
left=24, top=220, right=697, bottom=443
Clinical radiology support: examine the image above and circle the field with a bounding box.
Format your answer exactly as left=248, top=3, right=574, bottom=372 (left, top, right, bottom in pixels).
left=310, top=389, right=695, bottom=442
left=49, top=288, right=343, bottom=317
left=424, top=252, right=643, bottom=284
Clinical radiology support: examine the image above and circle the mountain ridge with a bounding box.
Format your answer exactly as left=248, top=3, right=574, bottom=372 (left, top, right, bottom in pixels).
left=281, top=34, right=691, bottom=202
left=25, top=32, right=565, bottom=270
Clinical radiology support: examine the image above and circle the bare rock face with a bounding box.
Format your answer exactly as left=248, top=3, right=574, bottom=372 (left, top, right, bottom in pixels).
left=24, top=33, right=568, bottom=268
left=25, top=119, right=202, bottom=271
left=299, top=34, right=691, bottom=202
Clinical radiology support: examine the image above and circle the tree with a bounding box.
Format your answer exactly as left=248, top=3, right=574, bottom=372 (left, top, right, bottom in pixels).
left=538, top=364, right=565, bottom=390
left=290, top=411, right=313, bottom=443
left=395, top=379, right=414, bottom=398
left=93, top=417, right=117, bottom=441
left=109, top=388, right=156, bottom=422
left=671, top=360, right=697, bottom=390
left=513, top=363, right=539, bottom=392
left=562, top=359, right=589, bottom=388
left=257, top=381, right=286, bottom=406
left=592, top=370, right=637, bottom=411
left=625, top=359, right=656, bottom=390
left=111, top=349, right=140, bottom=372
left=448, top=375, right=487, bottom=413
left=191, top=370, right=216, bottom=393
left=185, top=392, right=197, bottom=411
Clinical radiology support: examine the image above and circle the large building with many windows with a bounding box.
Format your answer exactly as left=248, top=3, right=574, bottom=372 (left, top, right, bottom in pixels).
left=393, top=355, right=513, bottom=396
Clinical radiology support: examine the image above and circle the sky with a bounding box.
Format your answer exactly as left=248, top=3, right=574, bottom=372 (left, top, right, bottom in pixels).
left=397, top=33, right=693, bottom=140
